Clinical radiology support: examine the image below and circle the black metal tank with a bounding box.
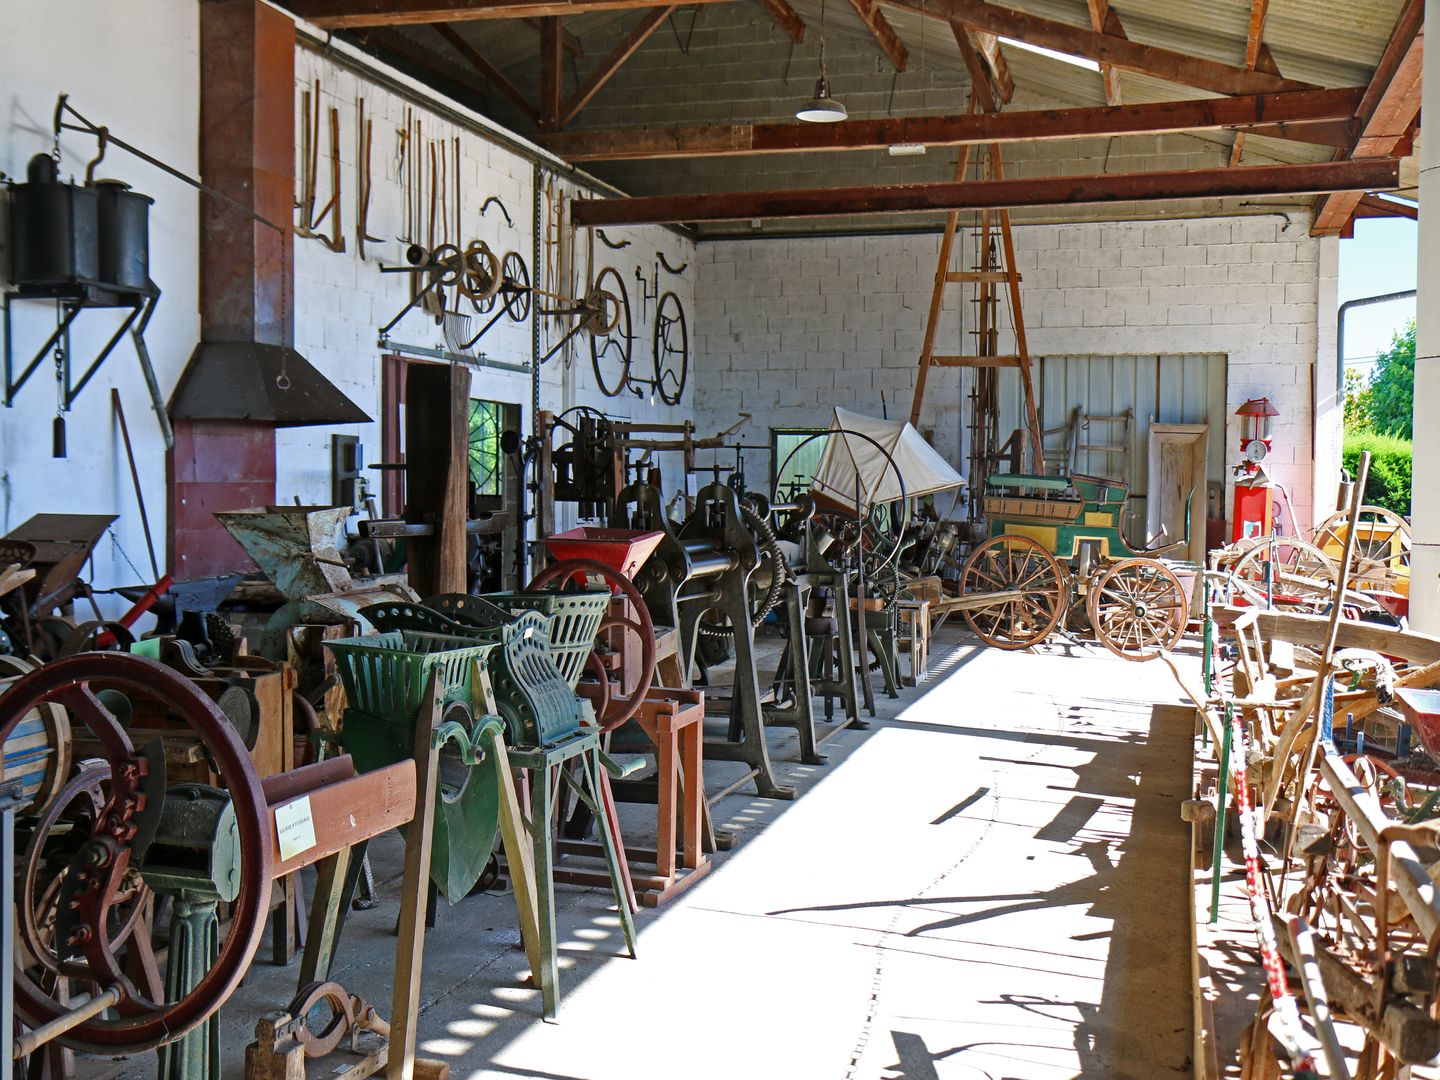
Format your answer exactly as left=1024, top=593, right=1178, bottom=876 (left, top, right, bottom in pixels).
left=92, top=179, right=153, bottom=294
left=8, top=153, right=99, bottom=288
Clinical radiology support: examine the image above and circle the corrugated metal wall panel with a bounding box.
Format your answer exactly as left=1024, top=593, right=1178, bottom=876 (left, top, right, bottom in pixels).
left=975, top=353, right=1227, bottom=538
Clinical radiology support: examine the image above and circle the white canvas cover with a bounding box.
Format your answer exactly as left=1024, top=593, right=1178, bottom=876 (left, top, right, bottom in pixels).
left=810, top=407, right=966, bottom=508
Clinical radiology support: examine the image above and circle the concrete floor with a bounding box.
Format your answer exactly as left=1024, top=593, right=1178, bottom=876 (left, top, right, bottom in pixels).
left=103, top=629, right=1200, bottom=1080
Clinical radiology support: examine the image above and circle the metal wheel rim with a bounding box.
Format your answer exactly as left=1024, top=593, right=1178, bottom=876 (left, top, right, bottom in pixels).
left=652, top=291, right=689, bottom=405
left=588, top=267, right=632, bottom=398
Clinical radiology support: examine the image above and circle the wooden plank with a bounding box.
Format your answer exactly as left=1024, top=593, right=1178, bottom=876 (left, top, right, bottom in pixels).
left=537, top=86, right=1364, bottom=161
left=268, top=761, right=417, bottom=877
left=931, top=354, right=1021, bottom=367
left=1355, top=192, right=1418, bottom=219
left=946, top=270, right=1018, bottom=282
left=1245, top=607, right=1440, bottom=666
left=288, top=0, right=733, bottom=27
left=538, top=16, right=564, bottom=130
left=755, top=0, right=804, bottom=41
left=1312, top=0, right=1423, bottom=235
left=887, top=0, right=1315, bottom=96
left=560, top=6, right=675, bottom=126
left=433, top=25, right=539, bottom=123
left=848, top=0, right=908, bottom=70
left=570, top=157, right=1401, bottom=227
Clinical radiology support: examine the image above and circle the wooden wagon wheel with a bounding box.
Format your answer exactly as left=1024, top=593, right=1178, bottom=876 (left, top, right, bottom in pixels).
left=959, top=535, right=1067, bottom=651
left=1230, top=536, right=1339, bottom=615
left=1087, top=558, right=1188, bottom=661
left=1313, top=504, right=1410, bottom=590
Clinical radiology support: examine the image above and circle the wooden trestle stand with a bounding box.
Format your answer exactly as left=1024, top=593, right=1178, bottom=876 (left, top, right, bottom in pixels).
left=245, top=673, right=455, bottom=1080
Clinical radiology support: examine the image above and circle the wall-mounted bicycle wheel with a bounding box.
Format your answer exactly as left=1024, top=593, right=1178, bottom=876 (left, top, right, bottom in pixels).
left=652, top=291, right=688, bottom=405
left=587, top=266, right=632, bottom=397
left=500, top=251, right=531, bottom=322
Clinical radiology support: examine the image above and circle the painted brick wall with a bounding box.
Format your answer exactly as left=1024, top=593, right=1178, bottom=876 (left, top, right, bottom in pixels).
left=694, top=214, right=1340, bottom=534
left=280, top=42, right=697, bottom=517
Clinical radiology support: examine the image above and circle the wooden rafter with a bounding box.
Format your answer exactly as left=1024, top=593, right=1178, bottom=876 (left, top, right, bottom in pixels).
left=538, top=16, right=564, bottom=130
left=885, top=0, right=1315, bottom=96
left=755, top=0, right=805, bottom=42
left=952, top=20, right=997, bottom=112
left=433, top=25, right=539, bottom=122
left=1354, top=194, right=1417, bottom=220
left=353, top=28, right=496, bottom=103
left=1086, top=0, right=1124, bottom=106
left=970, top=31, right=1013, bottom=103
left=523, top=17, right=584, bottom=55
left=559, top=6, right=676, bottom=126
left=1229, top=0, right=1271, bottom=165
left=1311, top=0, right=1423, bottom=236
left=287, top=0, right=730, bottom=28
left=848, top=0, right=908, bottom=71
left=570, top=158, right=1401, bottom=226
left=538, top=87, right=1365, bottom=161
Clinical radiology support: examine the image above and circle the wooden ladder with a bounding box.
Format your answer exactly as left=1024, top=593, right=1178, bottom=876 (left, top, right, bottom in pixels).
left=908, top=102, right=1044, bottom=475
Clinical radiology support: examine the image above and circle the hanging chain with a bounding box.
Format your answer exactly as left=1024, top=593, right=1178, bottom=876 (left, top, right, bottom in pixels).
left=819, top=0, right=829, bottom=80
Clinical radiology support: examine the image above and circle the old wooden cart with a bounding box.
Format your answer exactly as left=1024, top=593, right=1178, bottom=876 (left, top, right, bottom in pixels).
left=948, top=473, right=1196, bottom=661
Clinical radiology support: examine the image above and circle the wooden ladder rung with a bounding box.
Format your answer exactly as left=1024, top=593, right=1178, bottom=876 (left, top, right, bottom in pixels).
left=929, top=355, right=1022, bottom=368
left=945, top=271, right=1019, bottom=283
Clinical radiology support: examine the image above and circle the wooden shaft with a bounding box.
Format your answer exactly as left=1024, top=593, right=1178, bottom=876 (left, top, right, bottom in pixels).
left=13, top=988, right=122, bottom=1058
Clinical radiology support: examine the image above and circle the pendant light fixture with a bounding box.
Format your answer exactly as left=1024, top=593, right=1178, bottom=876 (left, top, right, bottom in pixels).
left=797, top=0, right=847, bottom=122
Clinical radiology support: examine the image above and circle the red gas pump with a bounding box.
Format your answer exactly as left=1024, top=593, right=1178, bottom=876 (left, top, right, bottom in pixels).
left=1231, top=397, right=1279, bottom=542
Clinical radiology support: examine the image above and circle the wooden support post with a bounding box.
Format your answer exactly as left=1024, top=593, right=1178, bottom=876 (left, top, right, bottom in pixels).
left=386, top=675, right=444, bottom=1080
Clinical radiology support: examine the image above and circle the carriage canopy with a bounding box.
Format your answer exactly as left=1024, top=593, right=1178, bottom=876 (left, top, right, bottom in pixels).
left=810, top=407, right=966, bottom=509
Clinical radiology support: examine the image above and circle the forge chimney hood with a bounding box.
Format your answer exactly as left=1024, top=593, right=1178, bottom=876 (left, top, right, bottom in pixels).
left=169, top=341, right=370, bottom=427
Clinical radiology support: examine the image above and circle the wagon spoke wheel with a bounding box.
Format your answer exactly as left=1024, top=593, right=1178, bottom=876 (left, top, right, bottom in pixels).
left=959, top=535, right=1067, bottom=651
left=586, top=267, right=632, bottom=398
left=527, top=557, right=655, bottom=733
left=652, top=291, right=689, bottom=406
left=0, top=654, right=271, bottom=1054
left=499, top=251, right=531, bottom=322
left=1230, top=536, right=1338, bottom=614
left=1087, top=558, right=1188, bottom=661
left=1313, top=504, right=1410, bottom=591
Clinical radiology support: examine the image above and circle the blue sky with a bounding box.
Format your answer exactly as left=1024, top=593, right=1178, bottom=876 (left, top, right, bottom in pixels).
left=1338, top=216, right=1417, bottom=374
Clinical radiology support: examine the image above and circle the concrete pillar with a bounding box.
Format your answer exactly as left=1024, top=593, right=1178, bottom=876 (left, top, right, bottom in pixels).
left=1413, top=0, right=1440, bottom=631
left=1313, top=233, right=1342, bottom=528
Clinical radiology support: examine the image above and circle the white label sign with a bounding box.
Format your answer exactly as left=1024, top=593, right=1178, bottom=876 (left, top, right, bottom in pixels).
left=275, top=796, right=317, bottom=863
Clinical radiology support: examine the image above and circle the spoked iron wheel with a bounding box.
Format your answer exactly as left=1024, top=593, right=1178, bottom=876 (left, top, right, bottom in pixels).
left=1229, top=536, right=1338, bottom=614
left=1087, top=558, right=1188, bottom=661
left=0, top=654, right=272, bottom=1053
left=586, top=267, right=632, bottom=398
left=652, top=291, right=688, bottom=405
left=959, top=535, right=1067, bottom=651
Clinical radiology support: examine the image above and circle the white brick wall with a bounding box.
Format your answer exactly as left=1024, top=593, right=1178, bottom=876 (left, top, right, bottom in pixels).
left=694, top=214, right=1329, bottom=533
left=281, top=46, right=696, bottom=512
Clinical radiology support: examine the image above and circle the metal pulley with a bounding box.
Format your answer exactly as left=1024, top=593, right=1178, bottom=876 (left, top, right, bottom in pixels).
left=139, top=783, right=241, bottom=903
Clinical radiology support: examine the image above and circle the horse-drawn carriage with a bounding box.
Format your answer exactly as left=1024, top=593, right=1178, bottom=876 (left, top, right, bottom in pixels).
left=952, top=472, right=1196, bottom=661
